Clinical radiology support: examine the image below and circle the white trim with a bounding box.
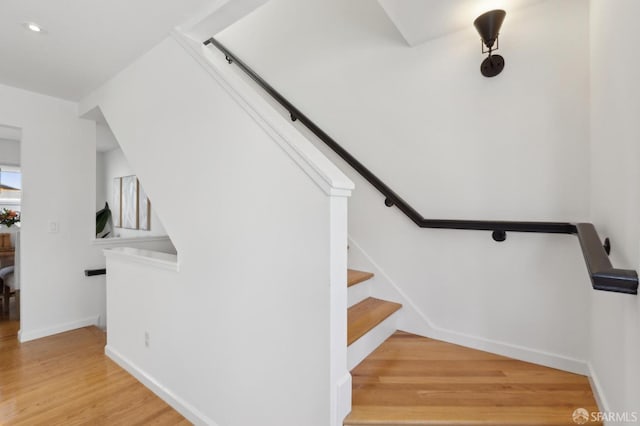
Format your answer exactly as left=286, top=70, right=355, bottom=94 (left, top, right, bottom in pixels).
left=335, top=372, right=352, bottom=425
left=348, top=236, right=589, bottom=375
left=92, top=235, right=172, bottom=246
left=328, top=196, right=351, bottom=426
left=105, top=345, right=217, bottom=426
left=172, top=32, right=354, bottom=198
left=18, top=315, right=99, bottom=342
left=104, top=247, right=179, bottom=272
left=587, top=362, right=610, bottom=413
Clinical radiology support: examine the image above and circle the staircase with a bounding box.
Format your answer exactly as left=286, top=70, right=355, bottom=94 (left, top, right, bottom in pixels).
left=343, top=269, right=602, bottom=426
left=347, top=269, right=402, bottom=371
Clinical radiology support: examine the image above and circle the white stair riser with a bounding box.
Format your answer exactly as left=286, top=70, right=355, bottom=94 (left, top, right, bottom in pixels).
left=347, top=280, right=371, bottom=308
left=347, top=310, right=400, bottom=370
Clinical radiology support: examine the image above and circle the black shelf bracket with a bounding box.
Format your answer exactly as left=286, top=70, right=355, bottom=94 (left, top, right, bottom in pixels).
left=85, top=268, right=106, bottom=277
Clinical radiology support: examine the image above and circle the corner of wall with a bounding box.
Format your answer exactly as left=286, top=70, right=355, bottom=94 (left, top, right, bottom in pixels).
left=587, top=362, right=611, bottom=413
left=19, top=315, right=100, bottom=343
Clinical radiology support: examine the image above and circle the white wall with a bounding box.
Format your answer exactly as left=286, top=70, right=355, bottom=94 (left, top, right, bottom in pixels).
left=0, top=83, right=105, bottom=340
left=590, top=0, right=640, bottom=418
left=0, top=83, right=177, bottom=341
left=96, top=145, right=168, bottom=238
left=81, top=34, right=353, bottom=425
left=216, top=0, right=592, bottom=371
left=0, top=138, right=20, bottom=166
left=96, top=151, right=106, bottom=211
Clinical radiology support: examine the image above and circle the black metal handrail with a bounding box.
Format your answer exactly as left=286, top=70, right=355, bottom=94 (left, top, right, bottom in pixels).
left=203, top=37, right=637, bottom=295
left=204, top=37, right=574, bottom=238
left=576, top=224, right=638, bottom=294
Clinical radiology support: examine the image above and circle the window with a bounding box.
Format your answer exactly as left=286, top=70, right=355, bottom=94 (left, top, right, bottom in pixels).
left=0, top=167, right=21, bottom=203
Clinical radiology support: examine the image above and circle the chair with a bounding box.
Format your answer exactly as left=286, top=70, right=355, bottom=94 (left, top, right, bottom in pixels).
left=0, top=265, right=19, bottom=318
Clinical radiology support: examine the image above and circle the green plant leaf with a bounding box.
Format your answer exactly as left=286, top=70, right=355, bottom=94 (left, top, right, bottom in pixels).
left=96, top=202, right=112, bottom=236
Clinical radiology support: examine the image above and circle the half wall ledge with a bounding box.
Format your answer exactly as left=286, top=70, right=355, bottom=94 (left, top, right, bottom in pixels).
left=103, top=247, right=179, bottom=272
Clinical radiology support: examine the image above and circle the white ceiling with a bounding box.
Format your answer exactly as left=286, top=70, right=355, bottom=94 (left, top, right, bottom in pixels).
left=0, top=0, right=218, bottom=100
left=377, top=0, right=546, bottom=46
left=0, top=0, right=547, bottom=101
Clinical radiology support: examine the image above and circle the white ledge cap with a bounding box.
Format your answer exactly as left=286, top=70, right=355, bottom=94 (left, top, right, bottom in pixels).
left=104, top=247, right=179, bottom=271
left=92, top=235, right=171, bottom=246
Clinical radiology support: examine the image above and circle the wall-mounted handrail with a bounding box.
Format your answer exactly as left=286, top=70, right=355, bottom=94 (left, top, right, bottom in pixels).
left=576, top=224, right=638, bottom=294
left=204, top=37, right=574, bottom=237
left=203, top=37, right=637, bottom=295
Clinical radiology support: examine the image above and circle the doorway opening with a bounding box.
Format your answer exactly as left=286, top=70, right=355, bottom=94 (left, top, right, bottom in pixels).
left=0, top=125, right=21, bottom=340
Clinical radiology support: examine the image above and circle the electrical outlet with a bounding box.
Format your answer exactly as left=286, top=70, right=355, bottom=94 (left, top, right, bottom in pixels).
left=144, top=331, right=150, bottom=348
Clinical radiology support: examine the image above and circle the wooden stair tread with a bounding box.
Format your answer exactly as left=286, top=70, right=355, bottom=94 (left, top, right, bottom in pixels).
left=348, top=269, right=374, bottom=287
left=344, top=331, right=602, bottom=426
left=348, top=298, right=401, bottom=346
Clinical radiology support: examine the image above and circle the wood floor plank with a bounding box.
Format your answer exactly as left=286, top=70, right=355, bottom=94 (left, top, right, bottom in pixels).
left=0, top=298, right=19, bottom=340
left=348, top=298, right=402, bottom=346
left=348, top=269, right=375, bottom=287
left=345, top=406, right=596, bottom=425
left=345, top=331, right=602, bottom=426
left=0, top=326, right=190, bottom=425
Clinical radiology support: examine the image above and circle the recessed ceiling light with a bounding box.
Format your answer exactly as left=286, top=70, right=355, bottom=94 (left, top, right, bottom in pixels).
left=22, top=22, right=45, bottom=33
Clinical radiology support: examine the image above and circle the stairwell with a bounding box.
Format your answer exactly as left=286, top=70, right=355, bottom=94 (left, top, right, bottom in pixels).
left=347, top=269, right=402, bottom=369
left=82, top=26, right=607, bottom=425
left=344, top=269, right=602, bottom=426
left=196, top=33, right=608, bottom=426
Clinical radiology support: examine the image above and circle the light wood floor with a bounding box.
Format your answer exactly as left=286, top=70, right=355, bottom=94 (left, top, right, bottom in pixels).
left=345, top=331, right=602, bottom=426
left=0, top=324, right=190, bottom=425
left=0, top=297, right=20, bottom=340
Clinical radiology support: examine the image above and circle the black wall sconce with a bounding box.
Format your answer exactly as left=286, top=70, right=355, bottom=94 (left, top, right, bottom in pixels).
left=474, top=9, right=506, bottom=77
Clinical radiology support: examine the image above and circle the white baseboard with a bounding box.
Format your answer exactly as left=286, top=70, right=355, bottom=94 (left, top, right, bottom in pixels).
left=587, top=362, right=610, bottom=413
left=18, top=315, right=100, bottom=342
left=105, top=345, right=217, bottom=426
left=348, top=237, right=589, bottom=375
